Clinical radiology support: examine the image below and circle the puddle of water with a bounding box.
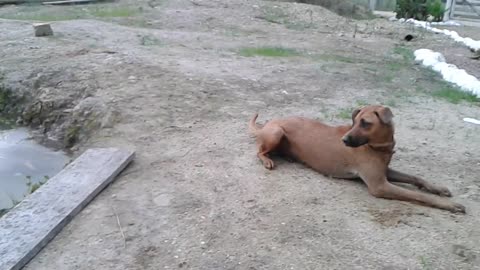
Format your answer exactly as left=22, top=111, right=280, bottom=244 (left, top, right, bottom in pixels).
left=0, top=128, right=70, bottom=211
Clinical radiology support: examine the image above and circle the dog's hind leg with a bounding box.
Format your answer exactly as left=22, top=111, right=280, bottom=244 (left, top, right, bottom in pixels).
left=387, top=168, right=452, bottom=197
left=256, top=125, right=285, bottom=170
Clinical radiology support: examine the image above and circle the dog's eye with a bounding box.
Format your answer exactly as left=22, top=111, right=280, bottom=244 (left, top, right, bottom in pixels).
left=360, top=119, right=372, bottom=129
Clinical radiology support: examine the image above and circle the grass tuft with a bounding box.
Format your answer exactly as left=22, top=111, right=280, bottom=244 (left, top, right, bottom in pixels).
left=432, top=86, right=479, bottom=104
left=336, top=108, right=353, bottom=119
left=91, top=7, right=137, bottom=18
left=393, top=46, right=414, bottom=62
left=239, top=47, right=300, bottom=57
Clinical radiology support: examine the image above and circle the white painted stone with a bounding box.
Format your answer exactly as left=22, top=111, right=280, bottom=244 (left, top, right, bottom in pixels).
left=33, top=23, right=53, bottom=37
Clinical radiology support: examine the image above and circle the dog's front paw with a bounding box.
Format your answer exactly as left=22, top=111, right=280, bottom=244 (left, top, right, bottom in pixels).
left=436, top=186, right=452, bottom=197
left=425, top=185, right=452, bottom=197
left=448, top=202, right=466, bottom=214
left=430, top=186, right=452, bottom=197
left=263, top=159, right=274, bottom=170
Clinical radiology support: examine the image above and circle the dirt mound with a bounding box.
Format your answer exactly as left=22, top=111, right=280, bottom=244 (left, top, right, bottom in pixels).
left=280, top=0, right=373, bottom=19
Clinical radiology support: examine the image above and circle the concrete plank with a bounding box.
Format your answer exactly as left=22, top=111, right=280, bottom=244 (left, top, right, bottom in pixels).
left=0, top=148, right=135, bottom=270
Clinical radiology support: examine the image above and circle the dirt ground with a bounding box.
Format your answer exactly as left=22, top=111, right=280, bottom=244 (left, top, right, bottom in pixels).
left=1, top=0, right=480, bottom=269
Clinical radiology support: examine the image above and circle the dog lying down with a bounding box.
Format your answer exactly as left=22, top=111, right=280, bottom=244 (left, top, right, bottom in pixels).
left=249, top=105, right=465, bottom=213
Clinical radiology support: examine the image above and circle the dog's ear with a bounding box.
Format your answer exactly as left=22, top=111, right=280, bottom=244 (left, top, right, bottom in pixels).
left=351, top=108, right=361, bottom=122
left=375, top=107, right=393, bottom=124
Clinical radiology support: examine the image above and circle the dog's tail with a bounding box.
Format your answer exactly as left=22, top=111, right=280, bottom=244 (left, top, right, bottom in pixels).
left=249, top=113, right=261, bottom=136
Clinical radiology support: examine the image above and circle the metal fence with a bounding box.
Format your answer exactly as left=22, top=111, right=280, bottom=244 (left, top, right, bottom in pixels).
left=368, top=0, right=480, bottom=21
left=449, top=0, right=480, bottom=20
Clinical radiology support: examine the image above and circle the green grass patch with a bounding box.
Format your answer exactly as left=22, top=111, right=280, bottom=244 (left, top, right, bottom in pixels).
left=337, top=101, right=370, bottom=119
left=375, top=46, right=414, bottom=84
left=419, top=256, right=432, bottom=270
left=336, top=108, right=353, bottom=119
left=239, top=47, right=301, bottom=57
left=91, top=7, right=137, bottom=18
left=418, top=69, right=479, bottom=104
left=432, top=85, right=479, bottom=104
left=393, top=46, right=414, bottom=62
left=386, top=61, right=406, bottom=71
left=140, top=35, right=162, bottom=46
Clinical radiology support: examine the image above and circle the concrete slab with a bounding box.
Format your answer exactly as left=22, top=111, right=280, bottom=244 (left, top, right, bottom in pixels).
left=0, top=148, right=135, bottom=270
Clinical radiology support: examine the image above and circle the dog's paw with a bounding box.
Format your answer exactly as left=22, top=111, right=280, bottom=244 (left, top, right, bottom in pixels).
left=263, top=159, right=274, bottom=170
left=433, top=186, right=452, bottom=197
left=424, top=185, right=452, bottom=197
left=448, top=203, right=466, bottom=214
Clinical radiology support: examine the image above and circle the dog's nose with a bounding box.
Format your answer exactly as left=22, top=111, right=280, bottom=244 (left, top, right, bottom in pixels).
left=342, top=136, right=350, bottom=145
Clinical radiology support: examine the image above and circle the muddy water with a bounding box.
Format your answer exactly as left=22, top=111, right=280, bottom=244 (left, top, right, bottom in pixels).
left=0, top=128, right=69, bottom=211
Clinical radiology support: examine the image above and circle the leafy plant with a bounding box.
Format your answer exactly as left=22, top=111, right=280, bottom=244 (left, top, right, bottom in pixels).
left=25, top=175, right=49, bottom=194
left=395, top=0, right=428, bottom=20
left=427, top=0, right=445, bottom=22
left=395, top=0, right=445, bottom=22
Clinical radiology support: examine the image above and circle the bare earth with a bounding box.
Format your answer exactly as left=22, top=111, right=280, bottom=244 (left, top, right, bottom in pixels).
left=1, top=0, right=480, bottom=269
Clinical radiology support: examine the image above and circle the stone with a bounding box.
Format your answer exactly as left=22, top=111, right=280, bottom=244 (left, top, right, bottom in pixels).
left=33, top=23, right=53, bottom=37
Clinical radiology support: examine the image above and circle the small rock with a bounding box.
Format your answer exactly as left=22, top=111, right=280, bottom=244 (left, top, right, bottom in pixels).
left=404, top=34, right=414, bottom=41
left=128, top=76, right=137, bottom=83
left=33, top=23, right=53, bottom=37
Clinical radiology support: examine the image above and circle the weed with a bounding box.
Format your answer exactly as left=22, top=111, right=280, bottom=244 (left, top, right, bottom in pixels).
left=140, top=35, right=161, bottom=46
left=419, top=256, right=432, bottom=270
left=337, top=108, right=353, bottom=119
left=386, top=61, right=405, bottom=71
left=26, top=175, right=49, bottom=194
left=239, top=47, right=301, bottom=57
left=356, top=100, right=369, bottom=106
left=393, top=46, right=414, bottom=62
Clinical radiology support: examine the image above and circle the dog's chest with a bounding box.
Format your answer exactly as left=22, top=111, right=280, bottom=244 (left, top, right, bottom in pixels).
left=333, top=171, right=359, bottom=179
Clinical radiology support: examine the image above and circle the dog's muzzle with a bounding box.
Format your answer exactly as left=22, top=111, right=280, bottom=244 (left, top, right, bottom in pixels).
left=342, top=135, right=368, bottom=148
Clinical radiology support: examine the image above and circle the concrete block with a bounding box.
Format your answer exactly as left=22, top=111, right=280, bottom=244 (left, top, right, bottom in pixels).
left=33, top=23, right=53, bottom=37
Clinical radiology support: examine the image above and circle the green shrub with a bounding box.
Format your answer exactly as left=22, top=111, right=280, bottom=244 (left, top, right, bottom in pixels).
left=395, top=0, right=428, bottom=20
left=395, top=0, right=445, bottom=21
left=427, top=0, right=445, bottom=21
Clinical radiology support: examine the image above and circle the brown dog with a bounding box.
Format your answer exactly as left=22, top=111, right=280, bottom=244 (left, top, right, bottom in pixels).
left=249, top=105, right=466, bottom=213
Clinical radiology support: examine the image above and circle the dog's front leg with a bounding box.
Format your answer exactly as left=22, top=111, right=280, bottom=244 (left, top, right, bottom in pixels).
left=360, top=171, right=466, bottom=213
left=386, top=168, right=452, bottom=197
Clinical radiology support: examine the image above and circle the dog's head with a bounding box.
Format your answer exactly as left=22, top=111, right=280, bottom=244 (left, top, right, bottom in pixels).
left=342, top=105, right=394, bottom=148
